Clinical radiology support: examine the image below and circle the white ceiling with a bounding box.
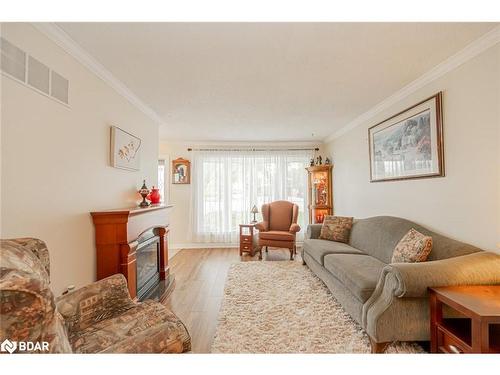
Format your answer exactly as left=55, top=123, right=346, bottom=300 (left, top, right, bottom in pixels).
left=57, top=22, right=497, bottom=142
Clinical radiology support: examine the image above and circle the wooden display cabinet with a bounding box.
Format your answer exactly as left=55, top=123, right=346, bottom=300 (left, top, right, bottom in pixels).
left=306, top=165, right=333, bottom=224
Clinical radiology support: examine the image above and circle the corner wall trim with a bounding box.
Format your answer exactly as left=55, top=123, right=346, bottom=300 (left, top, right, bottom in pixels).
left=324, top=25, right=500, bottom=142
left=31, top=23, right=165, bottom=127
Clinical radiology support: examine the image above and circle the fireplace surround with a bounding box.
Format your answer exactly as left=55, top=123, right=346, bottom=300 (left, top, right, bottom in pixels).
left=91, top=204, right=174, bottom=301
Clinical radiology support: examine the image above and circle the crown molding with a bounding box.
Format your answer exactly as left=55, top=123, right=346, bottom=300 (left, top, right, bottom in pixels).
left=324, top=25, right=500, bottom=143
left=31, top=23, right=165, bottom=127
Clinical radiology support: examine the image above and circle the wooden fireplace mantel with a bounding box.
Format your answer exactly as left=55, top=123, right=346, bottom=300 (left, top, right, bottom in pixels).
left=91, top=203, right=174, bottom=299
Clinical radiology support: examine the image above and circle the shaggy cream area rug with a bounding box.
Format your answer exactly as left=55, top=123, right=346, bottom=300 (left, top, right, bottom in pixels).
left=211, top=262, right=425, bottom=353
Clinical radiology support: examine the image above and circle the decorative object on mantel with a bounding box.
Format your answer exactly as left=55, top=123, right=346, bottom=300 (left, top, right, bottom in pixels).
left=110, top=126, right=141, bottom=171
left=138, top=180, right=150, bottom=207
left=309, top=158, right=315, bottom=167
left=250, top=205, right=259, bottom=223
left=172, top=158, right=191, bottom=184
left=315, top=155, right=323, bottom=165
left=369, top=92, right=444, bottom=182
left=325, top=157, right=331, bottom=165
left=147, top=186, right=161, bottom=204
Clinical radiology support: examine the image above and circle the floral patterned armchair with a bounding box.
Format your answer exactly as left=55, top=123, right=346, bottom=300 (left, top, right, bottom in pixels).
left=0, top=238, right=190, bottom=353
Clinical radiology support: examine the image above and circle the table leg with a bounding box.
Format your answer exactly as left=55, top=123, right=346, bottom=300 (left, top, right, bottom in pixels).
left=472, top=320, right=490, bottom=353
left=429, top=292, right=442, bottom=353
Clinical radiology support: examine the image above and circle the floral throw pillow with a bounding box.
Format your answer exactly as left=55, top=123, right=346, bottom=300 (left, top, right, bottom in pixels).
left=392, top=228, right=433, bottom=263
left=319, top=216, right=354, bottom=243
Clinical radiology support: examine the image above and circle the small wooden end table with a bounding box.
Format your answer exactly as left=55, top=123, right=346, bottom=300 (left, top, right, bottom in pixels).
left=429, top=286, right=500, bottom=354
left=239, top=223, right=259, bottom=257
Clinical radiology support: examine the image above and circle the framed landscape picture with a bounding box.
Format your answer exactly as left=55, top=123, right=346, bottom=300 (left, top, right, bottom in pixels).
left=110, top=126, right=141, bottom=171
left=172, top=158, right=191, bottom=184
left=368, top=92, right=444, bottom=182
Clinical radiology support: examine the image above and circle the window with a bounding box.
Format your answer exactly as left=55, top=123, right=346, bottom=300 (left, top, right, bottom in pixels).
left=190, top=149, right=313, bottom=243
left=158, top=159, right=166, bottom=203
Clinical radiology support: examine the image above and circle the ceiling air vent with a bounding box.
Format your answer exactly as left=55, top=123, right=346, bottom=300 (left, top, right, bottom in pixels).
left=28, top=55, right=50, bottom=94
left=50, top=70, right=69, bottom=104
left=0, top=37, right=26, bottom=82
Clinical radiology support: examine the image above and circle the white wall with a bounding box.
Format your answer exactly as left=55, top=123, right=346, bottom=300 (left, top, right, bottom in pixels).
left=1, top=23, right=159, bottom=294
left=159, top=142, right=191, bottom=248
left=325, top=44, right=500, bottom=252
left=160, top=141, right=324, bottom=248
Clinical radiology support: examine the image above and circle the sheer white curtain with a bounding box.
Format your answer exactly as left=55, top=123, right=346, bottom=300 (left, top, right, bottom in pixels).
left=189, top=149, right=313, bottom=243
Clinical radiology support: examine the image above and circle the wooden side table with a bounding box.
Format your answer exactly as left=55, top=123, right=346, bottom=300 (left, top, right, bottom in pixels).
left=429, top=286, right=500, bottom=353
left=239, top=223, right=258, bottom=257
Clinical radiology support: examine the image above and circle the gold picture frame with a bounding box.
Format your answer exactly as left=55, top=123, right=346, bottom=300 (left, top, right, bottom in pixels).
left=172, top=158, right=191, bottom=184
left=368, top=92, right=444, bottom=182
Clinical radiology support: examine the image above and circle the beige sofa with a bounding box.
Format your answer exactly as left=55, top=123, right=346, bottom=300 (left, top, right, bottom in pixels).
left=302, top=216, right=500, bottom=352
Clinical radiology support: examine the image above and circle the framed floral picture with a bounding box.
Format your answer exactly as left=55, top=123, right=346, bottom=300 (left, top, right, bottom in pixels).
left=110, top=126, right=141, bottom=171
left=368, top=92, right=444, bottom=182
left=172, top=158, right=191, bottom=184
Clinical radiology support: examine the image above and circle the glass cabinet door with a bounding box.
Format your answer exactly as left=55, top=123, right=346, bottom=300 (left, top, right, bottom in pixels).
left=311, top=171, right=328, bottom=206
left=307, top=165, right=333, bottom=224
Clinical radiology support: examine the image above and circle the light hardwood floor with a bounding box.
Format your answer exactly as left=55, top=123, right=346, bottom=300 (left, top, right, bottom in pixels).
left=163, top=247, right=303, bottom=353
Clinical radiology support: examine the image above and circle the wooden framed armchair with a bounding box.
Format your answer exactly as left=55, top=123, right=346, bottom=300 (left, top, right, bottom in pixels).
left=255, top=200, right=301, bottom=260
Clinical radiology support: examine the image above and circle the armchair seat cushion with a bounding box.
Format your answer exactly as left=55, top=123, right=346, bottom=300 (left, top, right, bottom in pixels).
left=303, top=239, right=364, bottom=265
left=259, top=230, right=294, bottom=241
left=324, top=254, right=385, bottom=303
left=68, top=300, right=191, bottom=353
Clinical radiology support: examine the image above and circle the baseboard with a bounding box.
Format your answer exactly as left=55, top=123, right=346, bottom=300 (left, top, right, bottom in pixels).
left=169, top=242, right=304, bottom=250
left=169, top=242, right=238, bottom=250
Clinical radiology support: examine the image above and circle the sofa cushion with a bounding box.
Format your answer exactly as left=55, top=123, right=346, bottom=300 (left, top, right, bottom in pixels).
left=319, top=216, right=353, bottom=243
left=324, top=254, right=385, bottom=303
left=392, top=228, right=433, bottom=263
left=349, top=216, right=481, bottom=263
left=259, top=230, right=294, bottom=241
left=67, top=300, right=191, bottom=353
left=303, top=239, right=364, bottom=265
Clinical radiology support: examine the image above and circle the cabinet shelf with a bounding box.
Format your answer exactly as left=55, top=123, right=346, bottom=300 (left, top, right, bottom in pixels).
left=439, top=318, right=472, bottom=349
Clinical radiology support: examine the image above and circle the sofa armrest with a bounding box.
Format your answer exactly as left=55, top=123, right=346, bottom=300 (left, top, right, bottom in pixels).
left=381, top=251, right=500, bottom=299
left=255, top=221, right=268, bottom=231
left=289, top=223, right=301, bottom=233
left=305, top=224, right=323, bottom=239
left=56, top=274, right=136, bottom=333
left=362, top=251, right=500, bottom=332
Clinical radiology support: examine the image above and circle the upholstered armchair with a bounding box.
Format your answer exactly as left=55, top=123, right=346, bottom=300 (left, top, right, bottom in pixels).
left=0, top=238, right=191, bottom=353
left=255, top=200, right=301, bottom=260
